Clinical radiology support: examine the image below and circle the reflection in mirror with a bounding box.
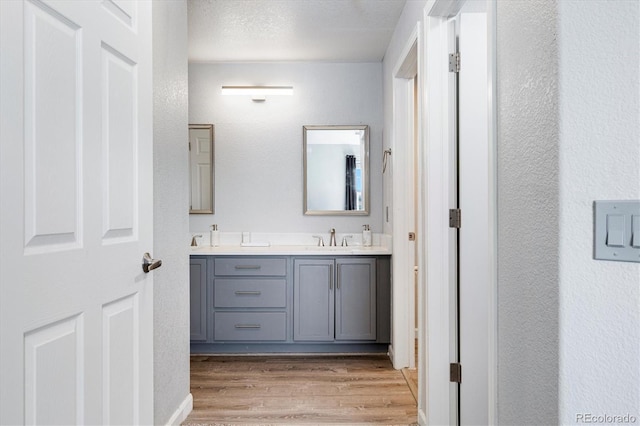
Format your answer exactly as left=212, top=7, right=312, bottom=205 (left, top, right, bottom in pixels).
left=303, top=125, right=369, bottom=215
left=189, top=124, right=214, bottom=214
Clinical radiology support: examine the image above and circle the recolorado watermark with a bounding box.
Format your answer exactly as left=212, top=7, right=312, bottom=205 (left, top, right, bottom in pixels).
left=576, top=413, right=637, bottom=424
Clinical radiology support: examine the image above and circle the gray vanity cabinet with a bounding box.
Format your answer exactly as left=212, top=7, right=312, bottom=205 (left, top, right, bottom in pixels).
left=190, top=254, right=390, bottom=354
left=293, top=257, right=376, bottom=342
left=189, top=257, right=208, bottom=341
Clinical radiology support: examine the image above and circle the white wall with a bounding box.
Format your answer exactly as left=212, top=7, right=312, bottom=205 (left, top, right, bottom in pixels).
left=557, top=1, right=640, bottom=423
left=152, top=1, right=191, bottom=424
left=497, top=0, right=640, bottom=424
left=496, top=1, right=560, bottom=424
left=382, top=0, right=427, bottom=236
left=188, top=62, right=383, bottom=236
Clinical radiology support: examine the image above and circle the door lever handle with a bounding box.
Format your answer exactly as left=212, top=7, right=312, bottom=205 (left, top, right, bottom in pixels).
left=142, top=252, right=162, bottom=273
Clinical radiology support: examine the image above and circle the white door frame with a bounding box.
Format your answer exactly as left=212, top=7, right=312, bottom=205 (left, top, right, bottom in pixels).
left=390, top=24, right=421, bottom=370
left=418, top=1, right=498, bottom=424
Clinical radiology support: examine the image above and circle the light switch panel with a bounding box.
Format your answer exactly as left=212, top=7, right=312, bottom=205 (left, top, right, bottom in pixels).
left=594, top=200, right=640, bottom=263
left=633, top=216, right=640, bottom=248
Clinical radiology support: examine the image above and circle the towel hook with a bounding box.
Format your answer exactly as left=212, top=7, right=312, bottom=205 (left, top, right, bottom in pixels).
left=383, top=149, right=392, bottom=173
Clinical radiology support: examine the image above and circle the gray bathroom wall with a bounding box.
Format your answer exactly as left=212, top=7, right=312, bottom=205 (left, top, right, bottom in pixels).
left=188, top=62, right=384, bottom=237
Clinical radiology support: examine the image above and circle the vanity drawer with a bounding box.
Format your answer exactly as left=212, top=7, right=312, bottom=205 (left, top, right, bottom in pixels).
left=214, top=312, right=286, bottom=341
left=214, top=257, right=286, bottom=276
left=214, top=279, right=286, bottom=308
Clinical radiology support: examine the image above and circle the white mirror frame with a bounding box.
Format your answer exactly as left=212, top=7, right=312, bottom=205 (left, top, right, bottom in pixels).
left=303, top=125, right=370, bottom=216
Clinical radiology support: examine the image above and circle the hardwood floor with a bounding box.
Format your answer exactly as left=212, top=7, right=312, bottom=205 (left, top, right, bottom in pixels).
left=401, top=340, right=419, bottom=403
left=183, top=354, right=418, bottom=425
left=401, top=368, right=418, bottom=403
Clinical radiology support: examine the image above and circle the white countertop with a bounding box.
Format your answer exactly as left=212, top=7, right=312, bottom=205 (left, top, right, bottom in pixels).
left=190, top=244, right=391, bottom=256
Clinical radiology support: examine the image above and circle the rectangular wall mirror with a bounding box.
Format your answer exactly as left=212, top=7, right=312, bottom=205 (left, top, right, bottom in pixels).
left=303, top=125, right=369, bottom=215
left=189, top=124, right=214, bottom=214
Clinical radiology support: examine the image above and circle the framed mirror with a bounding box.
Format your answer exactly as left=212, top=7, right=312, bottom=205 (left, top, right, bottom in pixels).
left=303, top=125, right=369, bottom=215
left=189, top=124, right=214, bottom=214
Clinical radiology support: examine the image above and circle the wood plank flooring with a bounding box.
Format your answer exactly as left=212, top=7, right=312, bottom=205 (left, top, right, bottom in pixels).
left=401, top=368, right=417, bottom=403
left=401, top=340, right=419, bottom=403
left=183, top=354, right=417, bottom=425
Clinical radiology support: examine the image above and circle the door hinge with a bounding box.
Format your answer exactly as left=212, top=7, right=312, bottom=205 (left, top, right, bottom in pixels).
left=449, top=208, right=461, bottom=228
left=408, top=232, right=416, bottom=241
left=450, top=362, right=462, bottom=383
left=449, top=52, right=460, bottom=73
left=188, top=141, right=191, bottom=151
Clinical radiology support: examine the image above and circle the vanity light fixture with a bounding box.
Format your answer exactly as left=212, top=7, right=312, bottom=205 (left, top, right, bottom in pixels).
left=221, top=85, right=293, bottom=102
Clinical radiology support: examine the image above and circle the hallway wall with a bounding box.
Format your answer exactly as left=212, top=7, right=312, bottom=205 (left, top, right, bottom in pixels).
left=497, top=0, right=640, bottom=424
left=152, top=1, right=191, bottom=424
left=557, top=1, right=639, bottom=422
left=496, top=1, right=560, bottom=424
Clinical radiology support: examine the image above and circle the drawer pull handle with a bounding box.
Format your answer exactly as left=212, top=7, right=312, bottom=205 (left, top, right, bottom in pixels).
left=234, top=265, right=262, bottom=270
left=234, top=324, right=261, bottom=329
left=235, top=291, right=262, bottom=296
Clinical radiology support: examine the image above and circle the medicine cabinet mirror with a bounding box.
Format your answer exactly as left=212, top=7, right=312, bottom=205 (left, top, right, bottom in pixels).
left=303, top=125, right=369, bottom=215
left=189, top=124, right=214, bottom=214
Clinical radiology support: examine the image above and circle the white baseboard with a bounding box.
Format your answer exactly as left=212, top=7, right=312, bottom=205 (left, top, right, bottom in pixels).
left=418, top=408, right=428, bottom=426
left=165, top=393, right=193, bottom=426
left=388, top=344, right=398, bottom=368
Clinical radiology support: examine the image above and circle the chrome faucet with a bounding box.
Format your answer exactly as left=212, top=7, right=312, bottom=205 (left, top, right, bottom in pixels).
left=191, top=234, right=202, bottom=247
left=312, top=235, right=325, bottom=246
left=329, top=228, right=337, bottom=246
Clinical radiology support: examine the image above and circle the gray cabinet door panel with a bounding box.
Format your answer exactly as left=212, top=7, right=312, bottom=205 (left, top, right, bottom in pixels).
left=214, top=279, right=286, bottom=308
left=335, top=258, right=377, bottom=340
left=214, top=312, right=286, bottom=341
left=293, top=259, right=334, bottom=341
left=190, top=257, right=208, bottom=341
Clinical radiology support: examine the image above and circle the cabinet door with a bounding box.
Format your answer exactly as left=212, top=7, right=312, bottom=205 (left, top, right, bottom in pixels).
left=335, top=258, right=377, bottom=340
left=190, top=257, right=208, bottom=341
left=293, top=259, right=334, bottom=341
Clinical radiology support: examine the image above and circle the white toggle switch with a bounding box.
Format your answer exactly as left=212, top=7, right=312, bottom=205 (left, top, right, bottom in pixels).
left=632, top=215, right=640, bottom=248
left=606, top=214, right=625, bottom=247
left=594, top=200, right=640, bottom=263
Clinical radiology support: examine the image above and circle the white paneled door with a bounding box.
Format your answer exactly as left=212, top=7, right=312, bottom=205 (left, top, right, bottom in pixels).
left=0, top=1, right=154, bottom=424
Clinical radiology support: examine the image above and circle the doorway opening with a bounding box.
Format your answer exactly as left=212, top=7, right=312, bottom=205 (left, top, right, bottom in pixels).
left=391, top=25, right=421, bottom=401
left=400, top=73, right=420, bottom=401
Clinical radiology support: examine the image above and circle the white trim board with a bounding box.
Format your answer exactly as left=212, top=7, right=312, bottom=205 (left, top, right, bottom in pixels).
left=418, top=0, right=498, bottom=425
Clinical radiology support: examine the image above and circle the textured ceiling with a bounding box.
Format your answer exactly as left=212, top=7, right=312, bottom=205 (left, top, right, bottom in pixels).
left=188, top=0, right=408, bottom=62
